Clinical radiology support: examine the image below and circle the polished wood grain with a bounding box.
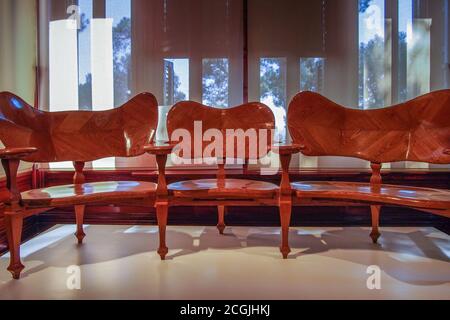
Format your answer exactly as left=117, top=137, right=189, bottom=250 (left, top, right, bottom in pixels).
left=148, top=101, right=286, bottom=260
left=0, top=91, right=158, bottom=162
left=288, top=90, right=450, bottom=164
left=292, top=181, right=450, bottom=211
left=0, top=91, right=160, bottom=279
left=21, top=181, right=157, bottom=208
left=0, top=147, right=37, bottom=160
left=168, top=178, right=278, bottom=198
left=286, top=90, right=450, bottom=253
left=4, top=212, right=24, bottom=279
left=167, top=101, right=275, bottom=160
left=32, top=168, right=450, bottom=228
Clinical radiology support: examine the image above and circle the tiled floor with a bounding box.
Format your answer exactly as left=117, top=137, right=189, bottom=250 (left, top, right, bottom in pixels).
left=0, top=225, right=449, bottom=299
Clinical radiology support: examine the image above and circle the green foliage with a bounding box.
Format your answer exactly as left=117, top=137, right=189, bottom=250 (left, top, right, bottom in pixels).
left=359, top=33, right=408, bottom=108
left=173, top=73, right=186, bottom=102
left=78, top=17, right=132, bottom=108
left=359, top=35, right=385, bottom=107
left=398, top=32, right=407, bottom=102
left=300, top=58, right=324, bottom=93
left=202, top=59, right=229, bottom=107
left=260, top=58, right=286, bottom=108
left=112, top=17, right=131, bottom=106
left=359, top=0, right=373, bottom=13
left=78, top=74, right=92, bottom=110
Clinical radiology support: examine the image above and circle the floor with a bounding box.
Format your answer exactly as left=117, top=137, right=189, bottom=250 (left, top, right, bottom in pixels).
left=0, top=225, right=449, bottom=300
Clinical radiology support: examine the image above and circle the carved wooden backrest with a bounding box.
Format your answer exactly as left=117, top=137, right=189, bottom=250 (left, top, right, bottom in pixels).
left=287, top=90, right=450, bottom=164
left=167, top=101, right=275, bottom=161
left=0, top=92, right=158, bottom=163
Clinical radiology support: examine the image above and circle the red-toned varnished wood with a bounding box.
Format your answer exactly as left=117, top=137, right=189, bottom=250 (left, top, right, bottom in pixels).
left=21, top=181, right=157, bottom=208
left=147, top=101, right=285, bottom=259
left=4, top=212, right=24, bottom=279
left=288, top=90, right=450, bottom=164
left=168, top=179, right=278, bottom=199
left=292, top=181, right=450, bottom=211
left=0, top=91, right=158, bottom=162
left=287, top=91, right=450, bottom=249
left=0, top=148, right=38, bottom=207
left=0, top=147, right=37, bottom=160
left=275, top=143, right=297, bottom=258
left=167, top=101, right=275, bottom=160
left=0, top=92, right=160, bottom=279
left=73, top=161, right=86, bottom=243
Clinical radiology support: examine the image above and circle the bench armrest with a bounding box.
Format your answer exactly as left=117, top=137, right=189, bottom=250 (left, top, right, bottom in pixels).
left=144, top=142, right=176, bottom=197
left=271, top=143, right=304, bottom=155
left=0, top=147, right=37, bottom=206
left=0, top=147, right=37, bottom=160
left=144, top=142, right=176, bottom=155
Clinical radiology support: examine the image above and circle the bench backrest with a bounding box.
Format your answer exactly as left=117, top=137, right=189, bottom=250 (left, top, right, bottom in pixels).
left=287, top=90, right=450, bottom=164
left=167, top=101, right=275, bottom=161
left=0, top=92, right=158, bottom=163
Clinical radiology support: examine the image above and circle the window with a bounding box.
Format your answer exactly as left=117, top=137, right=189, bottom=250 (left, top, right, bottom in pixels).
left=48, top=0, right=131, bottom=169
left=78, top=0, right=93, bottom=111
left=399, top=0, right=431, bottom=101
left=398, top=0, right=413, bottom=102
left=300, top=58, right=325, bottom=93
left=42, top=0, right=449, bottom=169
left=358, top=0, right=387, bottom=109
left=202, top=58, right=229, bottom=108
left=107, top=0, right=132, bottom=107
left=163, top=58, right=189, bottom=106
left=260, top=58, right=287, bottom=143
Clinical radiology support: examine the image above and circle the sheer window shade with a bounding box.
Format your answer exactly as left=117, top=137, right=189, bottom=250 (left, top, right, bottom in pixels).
left=38, top=0, right=450, bottom=170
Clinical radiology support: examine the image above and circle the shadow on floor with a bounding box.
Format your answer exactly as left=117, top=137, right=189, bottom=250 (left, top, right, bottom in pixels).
left=1, top=225, right=449, bottom=286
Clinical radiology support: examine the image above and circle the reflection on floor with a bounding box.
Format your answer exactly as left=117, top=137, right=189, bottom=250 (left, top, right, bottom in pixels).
left=0, top=225, right=449, bottom=299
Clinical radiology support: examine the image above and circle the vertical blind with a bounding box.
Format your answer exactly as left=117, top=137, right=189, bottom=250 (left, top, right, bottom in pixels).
left=37, top=0, right=450, bottom=170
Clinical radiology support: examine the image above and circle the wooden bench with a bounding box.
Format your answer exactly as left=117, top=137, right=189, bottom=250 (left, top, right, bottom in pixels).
left=144, top=100, right=301, bottom=259
left=0, top=91, right=159, bottom=279
left=280, top=90, right=450, bottom=256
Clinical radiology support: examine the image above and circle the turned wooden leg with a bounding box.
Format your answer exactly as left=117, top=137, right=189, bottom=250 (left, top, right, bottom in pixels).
left=370, top=205, right=381, bottom=244
left=74, top=205, right=86, bottom=244
left=217, top=205, right=226, bottom=235
left=279, top=203, right=292, bottom=259
left=5, top=213, right=25, bottom=280
left=156, top=204, right=169, bottom=260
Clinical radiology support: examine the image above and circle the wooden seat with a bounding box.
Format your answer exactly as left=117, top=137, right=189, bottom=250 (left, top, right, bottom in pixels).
left=292, top=181, right=450, bottom=211
left=0, top=91, right=159, bottom=279
left=21, top=181, right=157, bottom=208
left=145, top=101, right=282, bottom=259
left=168, top=178, right=278, bottom=199
left=284, top=90, right=450, bottom=250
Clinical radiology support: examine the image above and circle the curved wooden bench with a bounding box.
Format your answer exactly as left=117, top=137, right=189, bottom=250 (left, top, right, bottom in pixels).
left=21, top=181, right=157, bottom=208
left=0, top=91, right=159, bottom=279
left=281, top=90, right=450, bottom=256
left=144, top=101, right=294, bottom=259
left=168, top=179, right=278, bottom=199
left=292, top=182, right=450, bottom=212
